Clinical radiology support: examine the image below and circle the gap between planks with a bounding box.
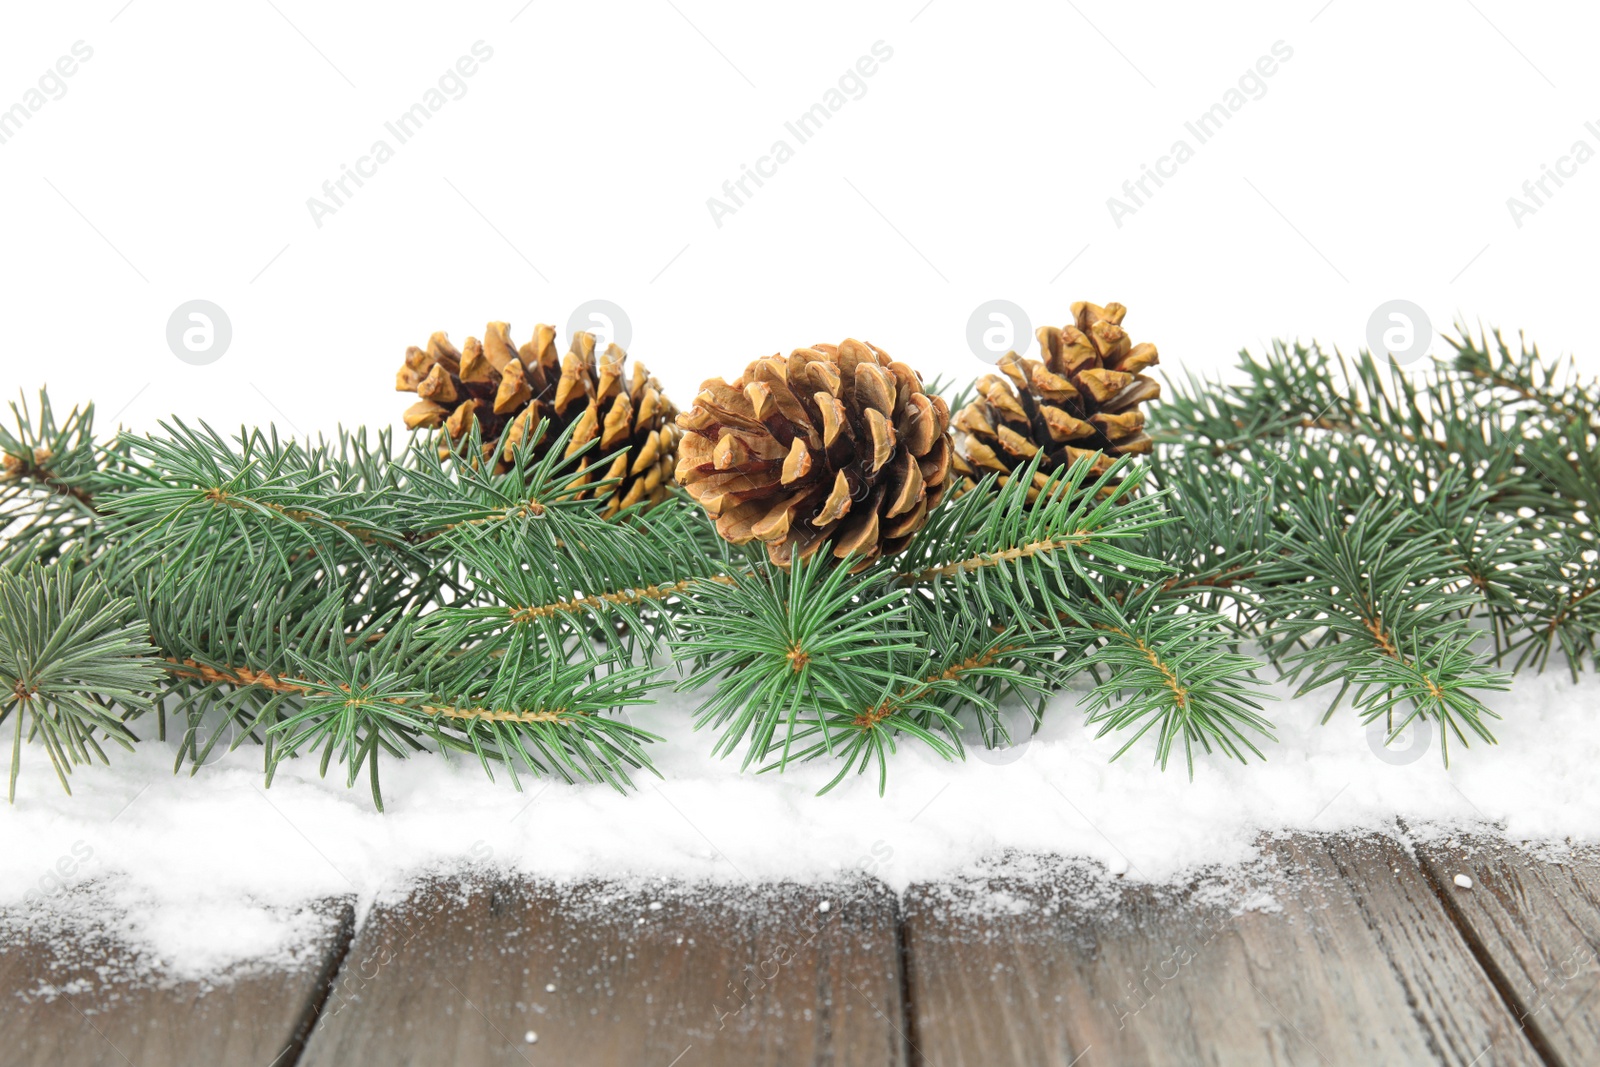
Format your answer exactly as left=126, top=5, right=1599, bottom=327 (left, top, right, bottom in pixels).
left=0, top=896, right=356, bottom=1067
left=1404, top=823, right=1600, bottom=1067
left=9, top=833, right=1596, bottom=1067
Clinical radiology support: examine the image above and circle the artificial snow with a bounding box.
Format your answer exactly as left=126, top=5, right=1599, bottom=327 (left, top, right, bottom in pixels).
left=3, top=663, right=1599, bottom=981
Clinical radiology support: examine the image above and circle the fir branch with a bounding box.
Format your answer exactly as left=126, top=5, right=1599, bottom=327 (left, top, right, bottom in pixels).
left=670, top=455, right=1275, bottom=788
left=798, top=627, right=1054, bottom=796
left=6, top=320, right=1592, bottom=809
left=896, top=534, right=1101, bottom=583
left=162, top=656, right=629, bottom=725
left=0, top=391, right=102, bottom=509
left=1448, top=325, right=1598, bottom=430
left=1253, top=483, right=1510, bottom=762
left=0, top=558, right=164, bottom=800
left=507, top=575, right=738, bottom=621
left=1154, top=325, right=1600, bottom=692
left=895, top=455, right=1174, bottom=646
left=674, top=553, right=928, bottom=773
left=1077, top=596, right=1274, bottom=776
left=162, top=609, right=662, bottom=809
left=0, top=392, right=108, bottom=572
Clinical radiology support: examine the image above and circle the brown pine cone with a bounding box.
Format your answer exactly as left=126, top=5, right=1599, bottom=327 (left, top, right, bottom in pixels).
left=675, top=339, right=953, bottom=570
left=951, top=301, right=1159, bottom=495
left=397, top=322, right=679, bottom=516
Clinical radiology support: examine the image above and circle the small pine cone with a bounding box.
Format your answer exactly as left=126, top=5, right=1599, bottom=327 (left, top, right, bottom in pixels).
left=397, top=322, right=680, bottom=516
left=951, top=301, right=1159, bottom=495
left=675, top=339, right=953, bottom=570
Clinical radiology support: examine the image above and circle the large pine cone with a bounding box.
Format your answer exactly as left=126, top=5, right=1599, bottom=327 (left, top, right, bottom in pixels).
left=951, top=301, right=1159, bottom=493
left=398, top=323, right=679, bottom=516
left=675, top=340, right=953, bottom=569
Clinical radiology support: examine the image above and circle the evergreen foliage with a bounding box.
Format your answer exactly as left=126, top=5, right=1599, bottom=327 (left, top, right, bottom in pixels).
left=1, top=325, right=1593, bottom=807
left=1152, top=327, right=1595, bottom=755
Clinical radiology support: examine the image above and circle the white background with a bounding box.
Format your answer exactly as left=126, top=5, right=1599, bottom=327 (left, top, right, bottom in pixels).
left=0, top=0, right=1595, bottom=437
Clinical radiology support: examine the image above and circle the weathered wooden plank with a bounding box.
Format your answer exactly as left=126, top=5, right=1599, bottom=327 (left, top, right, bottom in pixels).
left=0, top=898, right=353, bottom=1067
left=903, top=834, right=1544, bottom=1066
left=298, top=876, right=907, bottom=1067
left=1414, top=834, right=1600, bottom=1067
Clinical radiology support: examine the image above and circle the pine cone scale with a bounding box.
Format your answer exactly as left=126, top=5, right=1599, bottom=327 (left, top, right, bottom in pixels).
left=677, top=339, right=952, bottom=569
left=953, top=300, right=1161, bottom=491
left=780, top=438, right=812, bottom=483
left=395, top=322, right=679, bottom=515
left=918, top=437, right=951, bottom=487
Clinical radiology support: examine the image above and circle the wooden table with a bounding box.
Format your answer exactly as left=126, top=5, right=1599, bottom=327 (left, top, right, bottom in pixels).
left=4, top=833, right=1597, bottom=1066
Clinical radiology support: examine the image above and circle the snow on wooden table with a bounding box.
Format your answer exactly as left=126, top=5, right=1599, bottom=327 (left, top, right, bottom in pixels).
left=905, top=834, right=1542, bottom=1066
left=2, top=834, right=1596, bottom=1067
left=297, top=875, right=906, bottom=1067
left=0, top=899, right=353, bottom=1067
left=1412, top=837, right=1600, bottom=1066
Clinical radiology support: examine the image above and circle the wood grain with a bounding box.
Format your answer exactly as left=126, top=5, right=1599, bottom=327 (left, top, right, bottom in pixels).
left=1414, top=834, right=1600, bottom=1067
left=903, top=834, right=1544, bottom=1067
left=297, top=876, right=907, bottom=1067
left=0, top=897, right=352, bottom=1067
